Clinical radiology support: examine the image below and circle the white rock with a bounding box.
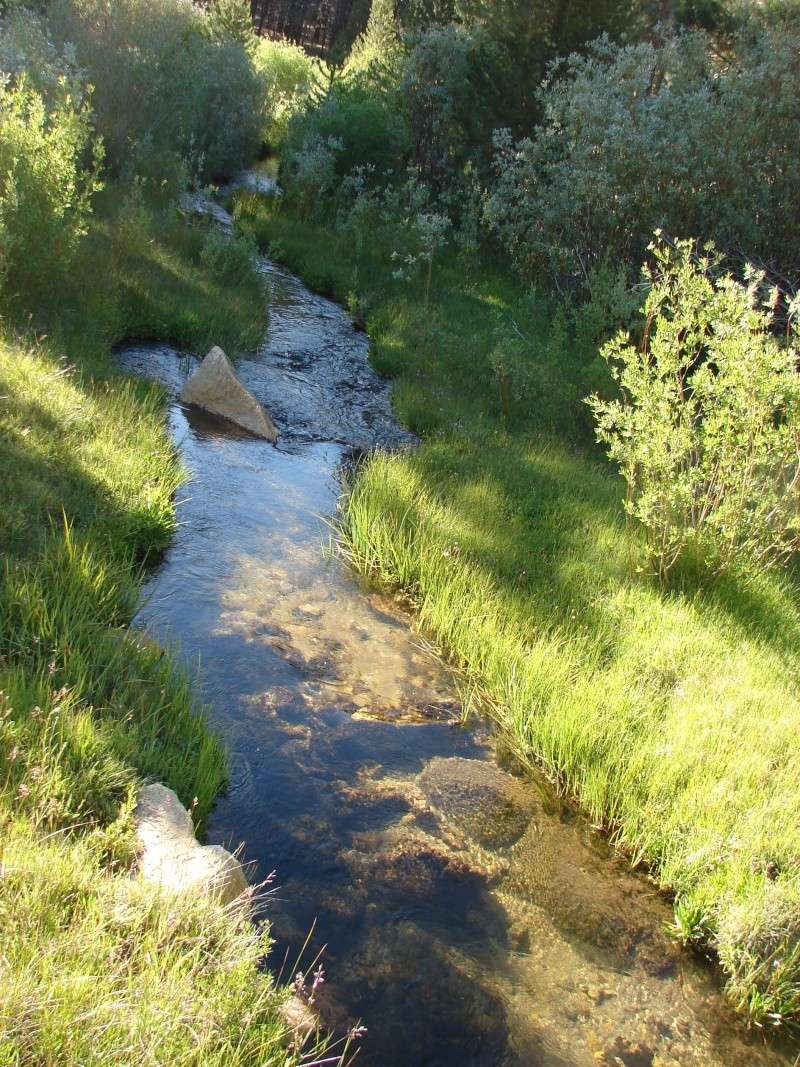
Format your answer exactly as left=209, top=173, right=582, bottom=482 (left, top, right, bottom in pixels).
left=180, top=346, right=278, bottom=441
left=135, top=783, right=248, bottom=905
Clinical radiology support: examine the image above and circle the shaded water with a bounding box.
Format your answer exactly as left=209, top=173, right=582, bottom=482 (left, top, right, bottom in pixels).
left=119, top=205, right=795, bottom=1067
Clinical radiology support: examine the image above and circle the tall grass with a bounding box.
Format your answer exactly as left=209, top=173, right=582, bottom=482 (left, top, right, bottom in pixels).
left=0, top=200, right=329, bottom=1064
left=235, top=190, right=800, bottom=1032
left=0, top=817, right=299, bottom=1065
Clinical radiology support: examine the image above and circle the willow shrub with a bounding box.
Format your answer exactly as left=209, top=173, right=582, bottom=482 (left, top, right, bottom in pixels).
left=485, top=24, right=800, bottom=292
left=0, top=77, right=101, bottom=301
left=48, top=0, right=266, bottom=184
left=284, top=80, right=409, bottom=185
left=254, top=38, right=317, bottom=149
left=588, top=237, right=800, bottom=581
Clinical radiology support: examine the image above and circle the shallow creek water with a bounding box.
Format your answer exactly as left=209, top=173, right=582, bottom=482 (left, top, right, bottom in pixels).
left=118, top=200, right=795, bottom=1067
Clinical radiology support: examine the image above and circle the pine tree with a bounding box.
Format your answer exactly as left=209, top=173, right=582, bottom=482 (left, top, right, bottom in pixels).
left=206, top=0, right=256, bottom=49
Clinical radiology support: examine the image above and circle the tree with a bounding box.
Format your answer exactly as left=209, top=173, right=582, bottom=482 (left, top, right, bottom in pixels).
left=206, top=0, right=256, bottom=48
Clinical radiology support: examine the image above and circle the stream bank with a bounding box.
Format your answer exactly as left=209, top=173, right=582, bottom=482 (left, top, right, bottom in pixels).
left=118, top=198, right=795, bottom=1067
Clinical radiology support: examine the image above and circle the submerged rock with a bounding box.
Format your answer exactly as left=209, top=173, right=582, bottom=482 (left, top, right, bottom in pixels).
left=418, top=757, right=537, bottom=849
left=180, top=345, right=278, bottom=441
left=135, top=782, right=248, bottom=904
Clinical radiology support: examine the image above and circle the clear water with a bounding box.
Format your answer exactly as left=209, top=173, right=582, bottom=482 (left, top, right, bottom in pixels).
left=118, top=208, right=795, bottom=1067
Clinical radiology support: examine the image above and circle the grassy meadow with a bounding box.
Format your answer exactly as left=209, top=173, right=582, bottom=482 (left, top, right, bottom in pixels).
left=0, top=194, right=327, bottom=1065
left=234, top=188, right=800, bottom=1030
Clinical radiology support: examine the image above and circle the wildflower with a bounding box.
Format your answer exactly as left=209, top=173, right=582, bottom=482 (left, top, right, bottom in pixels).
left=308, top=965, right=325, bottom=1003
left=18, top=783, right=30, bottom=798
left=347, top=1024, right=367, bottom=1041
left=8, top=746, right=19, bottom=762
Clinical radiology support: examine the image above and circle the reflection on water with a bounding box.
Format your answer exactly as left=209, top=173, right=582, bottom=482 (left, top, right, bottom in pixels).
left=118, top=226, right=794, bottom=1066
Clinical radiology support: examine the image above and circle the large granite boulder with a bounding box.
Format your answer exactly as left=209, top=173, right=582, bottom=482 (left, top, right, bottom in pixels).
left=135, top=783, right=248, bottom=905
left=180, top=346, right=278, bottom=441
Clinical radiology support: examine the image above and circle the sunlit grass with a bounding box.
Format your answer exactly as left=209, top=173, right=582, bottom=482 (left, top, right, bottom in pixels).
left=237, top=190, right=800, bottom=1031
left=0, top=197, right=328, bottom=1064
left=0, top=817, right=302, bottom=1066
left=1, top=338, right=181, bottom=562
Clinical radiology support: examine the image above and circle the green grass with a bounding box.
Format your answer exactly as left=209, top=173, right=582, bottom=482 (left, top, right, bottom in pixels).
left=234, top=189, right=800, bottom=1032
left=0, top=193, right=330, bottom=1065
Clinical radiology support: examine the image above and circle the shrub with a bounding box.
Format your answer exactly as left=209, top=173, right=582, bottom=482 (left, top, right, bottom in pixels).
left=335, top=165, right=445, bottom=295
left=571, top=258, right=644, bottom=361
left=284, top=133, right=343, bottom=220
left=398, top=0, right=646, bottom=139
left=48, top=0, right=266, bottom=184
left=0, top=77, right=101, bottom=303
left=391, top=210, right=450, bottom=309
left=254, top=38, right=316, bottom=148
left=587, top=237, right=800, bottom=581
left=199, top=225, right=258, bottom=288
left=398, top=24, right=487, bottom=190
left=283, top=80, right=409, bottom=183
left=175, top=37, right=266, bottom=180
left=485, top=25, right=800, bottom=291
left=0, top=7, right=87, bottom=108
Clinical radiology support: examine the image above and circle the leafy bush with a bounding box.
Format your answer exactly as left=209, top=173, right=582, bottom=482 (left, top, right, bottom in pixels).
left=588, top=238, right=800, bottom=580
left=283, top=80, right=409, bottom=183
left=485, top=25, right=800, bottom=291
left=334, top=165, right=451, bottom=301
left=570, top=258, right=644, bottom=372
left=199, top=225, right=258, bottom=287
left=178, top=38, right=266, bottom=180
left=254, top=38, right=316, bottom=147
left=0, top=77, right=101, bottom=303
left=390, top=209, right=450, bottom=309
left=398, top=24, right=488, bottom=190
left=0, top=7, right=86, bottom=107
left=398, top=0, right=646, bottom=138
left=284, top=133, right=343, bottom=220
left=48, top=0, right=266, bottom=184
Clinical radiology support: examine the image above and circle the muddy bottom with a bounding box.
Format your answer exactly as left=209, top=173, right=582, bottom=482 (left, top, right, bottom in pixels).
left=118, top=197, right=795, bottom=1067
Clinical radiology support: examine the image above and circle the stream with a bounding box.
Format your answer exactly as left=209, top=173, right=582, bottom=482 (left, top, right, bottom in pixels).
left=117, top=192, right=795, bottom=1067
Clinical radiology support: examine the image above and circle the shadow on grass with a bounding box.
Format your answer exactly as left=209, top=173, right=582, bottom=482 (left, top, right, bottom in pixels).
left=0, top=384, right=171, bottom=565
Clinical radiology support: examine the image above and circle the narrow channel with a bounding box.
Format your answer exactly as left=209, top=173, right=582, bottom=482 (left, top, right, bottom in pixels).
left=118, top=196, right=792, bottom=1067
